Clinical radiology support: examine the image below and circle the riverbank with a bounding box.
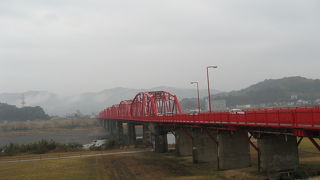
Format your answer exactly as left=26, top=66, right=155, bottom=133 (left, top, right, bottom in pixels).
left=0, top=119, right=107, bottom=146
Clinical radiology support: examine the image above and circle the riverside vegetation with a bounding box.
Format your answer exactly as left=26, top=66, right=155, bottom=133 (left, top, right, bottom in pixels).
left=0, top=140, right=83, bottom=156
left=0, top=138, right=124, bottom=156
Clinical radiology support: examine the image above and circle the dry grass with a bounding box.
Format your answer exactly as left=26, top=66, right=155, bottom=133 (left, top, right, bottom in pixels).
left=0, top=119, right=100, bottom=132
left=0, top=150, right=264, bottom=180
left=0, top=148, right=146, bottom=161
left=308, top=177, right=320, bottom=180
left=0, top=156, right=103, bottom=180
left=97, top=152, right=264, bottom=180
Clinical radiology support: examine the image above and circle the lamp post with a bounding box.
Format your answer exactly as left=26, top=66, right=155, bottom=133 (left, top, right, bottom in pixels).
left=191, top=81, right=200, bottom=113
left=207, top=66, right=218, bottom=112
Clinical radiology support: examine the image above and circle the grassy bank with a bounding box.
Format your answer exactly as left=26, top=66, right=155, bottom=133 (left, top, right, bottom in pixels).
left=0, top=155, right=102, bottom=180
left=0, top=135, right=320, bottom=179
left=0, top=150, right=262, bottom=180
left=0, top=150, right=292, bottom=180
left=0, top=139, right=320, bottom=180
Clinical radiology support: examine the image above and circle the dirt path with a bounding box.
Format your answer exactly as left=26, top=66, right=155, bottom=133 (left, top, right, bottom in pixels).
left=0, top=150, right=148, bottom=163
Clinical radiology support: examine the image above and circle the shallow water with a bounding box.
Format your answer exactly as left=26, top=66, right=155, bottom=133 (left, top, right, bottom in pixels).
left=0, top=128, right=175, bottom=147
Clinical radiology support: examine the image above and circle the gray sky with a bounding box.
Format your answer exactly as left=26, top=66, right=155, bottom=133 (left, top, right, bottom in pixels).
left=1, top=0, right=319, bottom=95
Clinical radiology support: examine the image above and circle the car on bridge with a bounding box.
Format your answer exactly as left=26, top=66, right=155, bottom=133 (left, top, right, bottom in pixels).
left=229, top=108, right=245, bottom=114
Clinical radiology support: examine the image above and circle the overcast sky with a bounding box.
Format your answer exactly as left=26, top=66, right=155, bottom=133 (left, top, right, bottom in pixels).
left=0, top=0, right=319, bottom=95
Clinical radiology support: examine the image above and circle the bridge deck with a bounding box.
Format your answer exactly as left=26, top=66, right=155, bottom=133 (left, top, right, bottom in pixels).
left=100, top=106, right=320, bottom=131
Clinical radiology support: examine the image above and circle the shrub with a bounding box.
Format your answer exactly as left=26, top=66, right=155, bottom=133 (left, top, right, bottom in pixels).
left=0, top=140, right=83, bottom=156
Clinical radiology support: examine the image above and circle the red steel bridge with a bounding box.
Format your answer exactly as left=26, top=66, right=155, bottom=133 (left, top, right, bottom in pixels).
left=99, top=91, right=320, bottom=137
left=99, top=91, right=320, bottom=172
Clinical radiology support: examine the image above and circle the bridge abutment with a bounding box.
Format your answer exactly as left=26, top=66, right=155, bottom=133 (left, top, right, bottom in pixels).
left=258, top=134, right=299, bottom=172
left=175, top=129, right=193, bottom=156
left=192, top=129, right=218, bottom=164
left=218, top=131, right=251, bottom=170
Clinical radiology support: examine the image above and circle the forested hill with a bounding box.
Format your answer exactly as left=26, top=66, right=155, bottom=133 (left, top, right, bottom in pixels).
left=215, top=76, right=320, bottom=107
left=0, top=103, right=50, bottom=122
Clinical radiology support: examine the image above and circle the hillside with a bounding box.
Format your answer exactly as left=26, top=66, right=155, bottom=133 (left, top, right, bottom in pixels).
left=179, top=76, right=320, bottom=111
left=215, top=76, right=320, bottom=108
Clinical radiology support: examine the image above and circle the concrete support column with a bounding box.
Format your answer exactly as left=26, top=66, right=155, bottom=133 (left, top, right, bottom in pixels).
left=192, top=129, right=218, bottom=164
left=106, top=120, right=111, bottom=134
left=175, top=129, right=193, bottom=156
left=218, top=131, right=251, bottom=170
left=128, top=123, right=136, bottom=145
left=109, top=120, right=119, bottom=139
left=109, top=120, right=112, bottom=132
left=143, top=124, right=153, bottom=147
left=108, top=120, right=113, bottom=137
left=153, top=125, right=168, bottom=153
left=117, top=121, right=124, bottom=143
left=102, top=119, right=106, bottom=129
left=258, top=134, right=299, bottom=172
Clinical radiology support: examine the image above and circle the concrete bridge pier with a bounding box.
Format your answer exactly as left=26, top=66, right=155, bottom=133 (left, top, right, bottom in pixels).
left=192, top=129, right=218, bottom=164
left=105, top=120, right=109, bottom=133
left=107, top=120, right=112, bottom=137
left=106, top=120, right=110, bottom=134
left=218, top=131, right=251, bottom=170
left=127, top=123, right=136, bottom=146
left=107, top=120, right=113, bottom=137
left=116, top=121, right=124, bottom=143
left=148, top=123, right=168, bottom=153
left=110, top=120, right=115, bottom=136
left=175, top=128, right=193, bottom=156
left=258, top=134, right=299, bottom=172
left=102, top=119, right=106, bottom=129
left=110, top=120, right=118, bottom=139
left=143, top=124, right=153, bottom=147
left=102, top=119, right=109, bottom=133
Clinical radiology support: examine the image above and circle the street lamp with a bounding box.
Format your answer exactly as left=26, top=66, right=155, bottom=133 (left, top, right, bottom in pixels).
left=207, top=66, right=218, bottom=112
left=190, top=81, right=200, bottom=113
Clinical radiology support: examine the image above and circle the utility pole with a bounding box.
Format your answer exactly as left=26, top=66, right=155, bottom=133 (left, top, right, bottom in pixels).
left=207, top=66, right=217, bottom=112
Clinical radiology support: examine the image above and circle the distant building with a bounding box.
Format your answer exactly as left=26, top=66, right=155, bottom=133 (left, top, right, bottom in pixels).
left=236, top=104, right=252, bottom=109
left=296, top=99, right=310, bottom=105
left=290, top=95, right=298, bottom=100
left=205, top=99, right=227, bottom=111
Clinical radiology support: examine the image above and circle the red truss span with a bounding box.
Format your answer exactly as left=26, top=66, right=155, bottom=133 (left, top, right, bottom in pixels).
left=99, top=91, right=320, bottom=133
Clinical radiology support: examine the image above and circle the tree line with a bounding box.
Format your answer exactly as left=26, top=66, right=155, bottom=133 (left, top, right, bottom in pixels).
left=0, top=103, right=50, bottom=122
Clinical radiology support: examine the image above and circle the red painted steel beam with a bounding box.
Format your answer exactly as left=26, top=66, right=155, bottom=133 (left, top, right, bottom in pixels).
left=239, top=132, right=260, bottom=171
